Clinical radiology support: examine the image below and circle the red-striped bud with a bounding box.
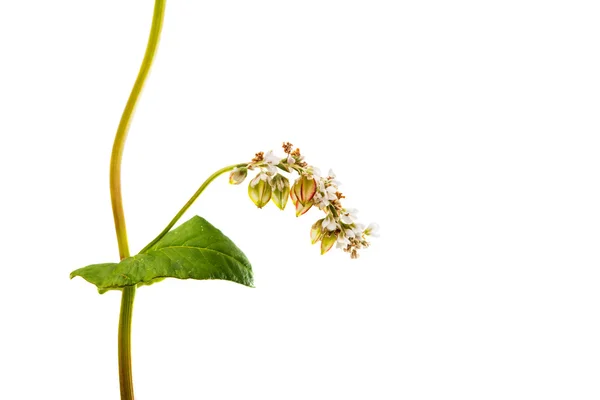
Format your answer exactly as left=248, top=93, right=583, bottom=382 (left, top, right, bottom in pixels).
left=290, top=175, right=317, bottom=216
left=320, top=232, right=337, bottom=255
left=310, top=219, right=325, bottom=244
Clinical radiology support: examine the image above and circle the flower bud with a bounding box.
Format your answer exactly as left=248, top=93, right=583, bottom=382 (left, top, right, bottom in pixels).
left=248, top=178, right=272, bottom=208
left=270, top=174, right=290, bottom=210
left=320, top=232, right=337, bottom=255
left=310, top=219, right=325, bottom=244
left=294, top=200, right=313, bottom=217
left=229, top=167, right=248, bottom=185
left=277, top=162, right=291, bottom=173
left=290, top=175, right=317, bottom=216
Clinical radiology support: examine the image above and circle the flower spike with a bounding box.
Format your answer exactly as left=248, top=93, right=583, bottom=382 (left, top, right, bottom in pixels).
left=239, top=142, right=377, bottom=258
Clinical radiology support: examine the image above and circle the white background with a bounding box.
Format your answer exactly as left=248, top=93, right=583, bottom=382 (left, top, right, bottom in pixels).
left=1, top=1, right=600, bottom=399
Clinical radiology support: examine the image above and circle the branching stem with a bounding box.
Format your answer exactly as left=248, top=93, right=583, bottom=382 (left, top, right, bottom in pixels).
left=140, top=163, right=247, bottom=254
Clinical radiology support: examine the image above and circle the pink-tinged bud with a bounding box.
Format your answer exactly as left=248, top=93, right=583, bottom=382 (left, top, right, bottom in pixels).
left=320, top=232, right=337, bottom=255
left=248, top=178, right=272, bottom=208
left=270, top=175, right=290, bottom=210
left=229, top=167, right=248, bottom=185
left=291, top=175, right=317, bottom=205
left=290, top=184, right=297, bottom=203
left=294, top=199, right=313, bottom=216
left=310, top=219, right=325, bottom=244
left=291, top=175, right=317, bottom=216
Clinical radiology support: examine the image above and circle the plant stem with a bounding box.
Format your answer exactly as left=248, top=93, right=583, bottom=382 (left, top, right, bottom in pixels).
left=118, top=286, right=136, bottom=399
left=110, top=0, right=166, bottom=399
left=140, top=163, right=247, bottom=254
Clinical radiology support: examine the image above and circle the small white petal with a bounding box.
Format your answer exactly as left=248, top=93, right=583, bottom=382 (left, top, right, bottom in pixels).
left=346, top=208, right=359, bottom=218
left=250, top=174, right=261, bottom=187
left=326, top=221, right=337, bottom=231
left=264, top=150, right=282, bottom=165
left=328, top=169, right=336, bottom=178
left=266, top=164, right=278, bottom=174
left=317, top=179, right=326, bottom=192
left=337, top=235, right=350, bottom=245
left=365, top=222, right=380, bottom=237
left=325, top=186, right=337, bottom=200
left=340, top=214, right=354, bottom=224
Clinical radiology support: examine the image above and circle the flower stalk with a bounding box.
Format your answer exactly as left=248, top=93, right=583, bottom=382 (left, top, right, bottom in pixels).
left=139, top=163, right=247, bottom=254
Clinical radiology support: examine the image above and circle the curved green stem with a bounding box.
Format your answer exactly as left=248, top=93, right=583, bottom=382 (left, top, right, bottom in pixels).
left=111, top=0, right=166, bottom=260
left=140, top=163, right=247, bottom=254
left=110, top=0, right=166, bottom=399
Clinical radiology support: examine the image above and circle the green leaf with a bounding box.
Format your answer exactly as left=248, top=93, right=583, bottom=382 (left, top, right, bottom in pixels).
left=71, top=216, right=253, bottom=293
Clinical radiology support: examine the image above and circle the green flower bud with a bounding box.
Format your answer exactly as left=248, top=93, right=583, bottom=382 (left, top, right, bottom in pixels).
left=320, top=232, right=337, bottom=255
left=310, top=219, right=325, bottom=244
left=229, top=167, right=248, bottom=185
left=270, top=174, right=290, bottom=210
left=248, top=178, right=272, bottom=208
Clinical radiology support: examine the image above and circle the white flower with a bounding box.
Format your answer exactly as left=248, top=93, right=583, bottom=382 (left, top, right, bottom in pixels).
left=353, top=223, right=365, bottom=237
left=340, top=208, right=358, bottom=224
left=324, top=185, right=337, bottom=201
left=313, top=192, right=330, bottom=210
left=263, top=151, right=282, bottom=174
left=264, top=150, right=281, bottom=165
left=336, top=235, right=350, bottom=249
left=322, top=215, right=338, bottom=231
left=364, top=222, right=380, bottom=237
left=327, top=169, right=342, bottom=186
left=306, top=166, right=321, bottom=179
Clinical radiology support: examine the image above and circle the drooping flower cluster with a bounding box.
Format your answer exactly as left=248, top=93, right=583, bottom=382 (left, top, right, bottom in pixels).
left=229, top=142, right=378, bottom=258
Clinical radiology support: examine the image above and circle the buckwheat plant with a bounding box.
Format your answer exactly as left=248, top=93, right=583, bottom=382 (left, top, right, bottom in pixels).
left=70, top=1, right=377, bottom=399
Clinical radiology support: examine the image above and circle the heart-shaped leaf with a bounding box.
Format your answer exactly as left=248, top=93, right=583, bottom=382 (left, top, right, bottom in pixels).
left=71, top=216, right=253, bottom=293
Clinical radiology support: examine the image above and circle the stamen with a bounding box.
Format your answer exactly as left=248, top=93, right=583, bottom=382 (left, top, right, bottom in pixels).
left=282, top=142, right=293, bottom=154
left=252, top=152, right=264, bottom=162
